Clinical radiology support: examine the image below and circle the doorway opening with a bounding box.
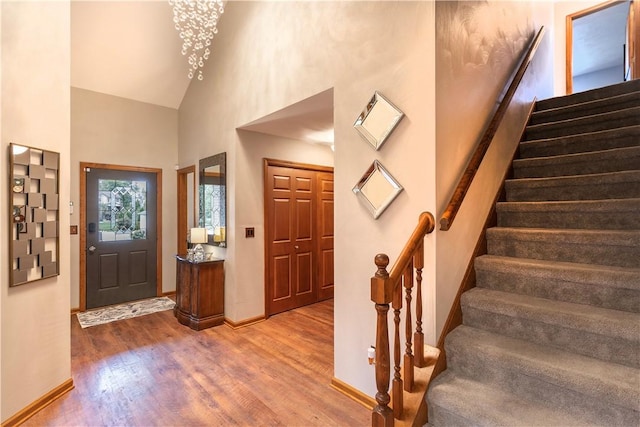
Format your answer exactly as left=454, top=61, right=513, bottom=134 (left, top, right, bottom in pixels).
left=177, top=165, right=196, bottom=256
left=264, top=159, right=334, bottom=317
left=566, top=1, right=631, bottom=94
left=79, top=162, right=163, bottom=311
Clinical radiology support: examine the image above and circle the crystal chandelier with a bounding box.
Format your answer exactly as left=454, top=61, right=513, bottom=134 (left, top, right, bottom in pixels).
left=169, top=0, right=224, bottom=80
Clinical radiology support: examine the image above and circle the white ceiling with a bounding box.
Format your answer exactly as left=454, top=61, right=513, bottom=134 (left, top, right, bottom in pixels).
left=572, top=1, right=630, bottom=76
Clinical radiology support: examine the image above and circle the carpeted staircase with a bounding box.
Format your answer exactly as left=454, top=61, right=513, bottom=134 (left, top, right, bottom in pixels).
left=427, top=80, right=640, bottom=426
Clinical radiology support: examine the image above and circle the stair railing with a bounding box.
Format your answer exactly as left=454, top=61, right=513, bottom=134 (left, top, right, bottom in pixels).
left=440, top=26, right=545, bottom=231
left=371, top=212, right=435, bottom=427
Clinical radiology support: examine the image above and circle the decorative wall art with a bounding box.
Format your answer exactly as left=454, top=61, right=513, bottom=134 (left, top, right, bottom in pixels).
left=353, top=91, right=405, bottom=150
left=352, top=160, right=403, bottom=219
left=9, top=143, right=60, bottom=286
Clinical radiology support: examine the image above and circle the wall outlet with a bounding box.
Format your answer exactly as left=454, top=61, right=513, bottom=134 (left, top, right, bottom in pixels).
left=245, top=227, right=255, bottom=238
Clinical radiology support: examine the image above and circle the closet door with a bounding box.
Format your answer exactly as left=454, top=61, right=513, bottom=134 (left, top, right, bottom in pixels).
left=264, top=161, right=333, bottom=316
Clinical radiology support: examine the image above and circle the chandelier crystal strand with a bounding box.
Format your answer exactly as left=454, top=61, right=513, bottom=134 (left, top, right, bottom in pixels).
left=169, top=0, right=224, bottom=80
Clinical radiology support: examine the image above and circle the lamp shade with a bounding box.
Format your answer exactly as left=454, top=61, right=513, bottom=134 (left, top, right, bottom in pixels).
left=189, top=227, right=208, bottom=244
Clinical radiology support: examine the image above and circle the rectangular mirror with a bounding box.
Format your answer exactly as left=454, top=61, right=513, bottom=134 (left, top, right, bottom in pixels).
left=9, top=143, right=60, bottom=286
left=199, top=152, right=226, bottom=247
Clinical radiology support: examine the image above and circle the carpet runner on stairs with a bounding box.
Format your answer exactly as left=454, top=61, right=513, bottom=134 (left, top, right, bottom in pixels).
left=426, top=80, right=640, bottom=426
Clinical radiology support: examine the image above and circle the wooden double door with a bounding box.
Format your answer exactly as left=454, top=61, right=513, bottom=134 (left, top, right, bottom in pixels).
left=265, top=160, right=334, bottom=316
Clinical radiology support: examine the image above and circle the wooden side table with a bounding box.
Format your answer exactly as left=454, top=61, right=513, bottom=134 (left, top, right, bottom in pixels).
left=175, top=255, right=224, bottom=330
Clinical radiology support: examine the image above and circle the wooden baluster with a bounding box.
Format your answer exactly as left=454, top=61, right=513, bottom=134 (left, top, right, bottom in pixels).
left=392, top=276, right=403, bottom=419
left=371, top=254, right=394, bottom=427
left=414, top=242, right=426, bottom=368
left=403, top=261, right=414, bottom=392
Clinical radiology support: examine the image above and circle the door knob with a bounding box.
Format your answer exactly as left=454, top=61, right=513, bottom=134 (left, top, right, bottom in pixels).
left=294, top=245, right=299, bottom=249
left=88, top=245, right=96, bottom=254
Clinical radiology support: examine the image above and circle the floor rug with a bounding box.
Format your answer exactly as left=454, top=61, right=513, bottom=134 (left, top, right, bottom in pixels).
left=76, top=297, right=175, bottom=328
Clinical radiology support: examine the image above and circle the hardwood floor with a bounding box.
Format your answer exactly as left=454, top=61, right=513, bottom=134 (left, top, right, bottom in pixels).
left=24, top=300, right=370, bottom=426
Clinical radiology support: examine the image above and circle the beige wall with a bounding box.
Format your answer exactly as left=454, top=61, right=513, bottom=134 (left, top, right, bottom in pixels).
left=70, top=88, right=179, bottom=309
left=179, top=1, right=436, bottom=396
left=1, top=2, right=71, bottom=421
left=435, top=1, right=554, bottom=340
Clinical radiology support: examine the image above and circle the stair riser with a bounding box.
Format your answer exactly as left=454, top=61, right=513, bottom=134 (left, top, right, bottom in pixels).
left=505, top=180, right=640, bottom=202
left=530, top=95, right=640, bottom=126
left=445, top=340, right=639, bottom=425
left=524, top=109, right=640, bottom=141
left=461, top=305, right=639, bottom=368
left=496, top=209, right=640, bottom=230
left=513, top=152, right=640, bottom=178
left=535, top=80, right=640, bottom=111
left=519, top=127, right=640, bottom=158
left=487, top=233, right=640, bottom=269
left=427, top=404, right=474, bottom=427
left=475, top=268, right=640, bottom=313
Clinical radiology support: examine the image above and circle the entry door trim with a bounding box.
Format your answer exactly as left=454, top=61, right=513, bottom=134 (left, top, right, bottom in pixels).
left=79, top=162, right=163, bottom=312
left=263, top=158, right=333, bottom=318
left=565, top=0, right=622, bottom=94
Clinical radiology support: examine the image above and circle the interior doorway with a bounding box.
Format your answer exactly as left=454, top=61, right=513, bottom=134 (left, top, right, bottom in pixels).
left=566, top=1, right=631, bottom=94
left=177, top=165, right=196, bottom=256
left=80, top=162, right=163, bottom=311
left=264, top=159, right=334, bottom=317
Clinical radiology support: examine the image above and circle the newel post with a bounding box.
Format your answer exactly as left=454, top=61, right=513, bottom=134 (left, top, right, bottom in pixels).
left=371, top=254, right=394, bottom=427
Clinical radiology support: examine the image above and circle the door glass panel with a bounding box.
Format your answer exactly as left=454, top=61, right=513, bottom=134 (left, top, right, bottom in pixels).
left=98, top=179, right=147, bottom=242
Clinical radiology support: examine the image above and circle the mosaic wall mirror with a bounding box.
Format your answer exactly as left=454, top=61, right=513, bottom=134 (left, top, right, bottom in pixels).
left=353, top=91, right=405, bottom=150
left=9, top=143, right=60, bottom=286
left=352, top=160, right=403, bottom=219
left=199, top=152, right=226, bottom=247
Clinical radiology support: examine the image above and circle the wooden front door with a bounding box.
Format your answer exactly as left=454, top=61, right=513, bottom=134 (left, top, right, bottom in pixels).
left=84, top=166, right=159, bottom=309
left=265, top=160, right=334, bottom=316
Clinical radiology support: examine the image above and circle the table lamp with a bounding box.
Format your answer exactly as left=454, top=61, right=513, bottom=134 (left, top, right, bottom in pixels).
left=190, top=227, right=208, bottom=262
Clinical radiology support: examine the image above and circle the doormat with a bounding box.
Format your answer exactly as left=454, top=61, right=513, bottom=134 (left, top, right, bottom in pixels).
left=76, top=297, right=175, bottom=329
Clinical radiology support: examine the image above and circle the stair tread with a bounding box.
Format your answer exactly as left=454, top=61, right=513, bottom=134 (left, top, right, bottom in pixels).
left=487, top=226, right=640, bottom=245
left=428, top=371, right=599, bottom=427
left=519, top=125, right=640, bottom=157
left=536, top=80, right=640, bottom=111
left=475, top=255, right=640, bottom=290
left=461, top=287, right=640, bottom=342
left=506, top=169, right=640, bottom=186
left=513, top=145, right=640, bottom=169
left=497, top=198, right=640, bottom=214
left=447, top=325, right=640, bottom=410
left=532, top=91, right=640, bottom=121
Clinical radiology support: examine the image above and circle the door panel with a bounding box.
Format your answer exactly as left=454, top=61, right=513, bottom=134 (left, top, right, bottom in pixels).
left=317, top=172, right=334, bottom=301
left=266, top=162, right=334, bottom=316
left=86, top=167, right=157, bottom=308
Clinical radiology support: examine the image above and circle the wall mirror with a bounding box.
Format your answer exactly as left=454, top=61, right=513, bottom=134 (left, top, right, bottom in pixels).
left=354, top=91, right=405, bottom=150
left=199, top=152, right=226, bottom=247
left=352, top=160, right=403, bottom=219
left=9, top=143, right=60, bottom=286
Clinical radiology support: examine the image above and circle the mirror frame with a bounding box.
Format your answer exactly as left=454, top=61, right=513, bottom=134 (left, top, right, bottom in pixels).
left=199, top=152, right=227, bottom=247
left=352, top=160, right=403, bottom=219
left=353, top=91, right=405, bottom=151
left=9, top=143, right=60, bottom=286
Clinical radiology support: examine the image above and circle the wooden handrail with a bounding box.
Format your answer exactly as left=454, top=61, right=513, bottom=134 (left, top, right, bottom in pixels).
left=371, top=212, right=435, bottom=427
left=440, top=26, right=546, bottom=231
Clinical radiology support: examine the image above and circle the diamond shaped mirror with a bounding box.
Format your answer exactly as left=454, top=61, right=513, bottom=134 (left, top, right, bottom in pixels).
left=353, top=91, right=404, bottom=150
left=352, top=160, right=403, bottom=219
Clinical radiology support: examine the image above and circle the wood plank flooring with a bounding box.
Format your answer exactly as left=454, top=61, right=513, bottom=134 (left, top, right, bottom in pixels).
left=23, top=300, right=370, bottom=426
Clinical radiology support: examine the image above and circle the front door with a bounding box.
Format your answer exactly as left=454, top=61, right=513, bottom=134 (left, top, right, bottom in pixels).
left=265, top=160, right=334, bottom=316
left=85, top=167, right=158, bottom=309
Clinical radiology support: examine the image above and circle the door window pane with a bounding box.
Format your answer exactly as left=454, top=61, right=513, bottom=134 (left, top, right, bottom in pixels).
left=98, top=179, right=147, bottom=242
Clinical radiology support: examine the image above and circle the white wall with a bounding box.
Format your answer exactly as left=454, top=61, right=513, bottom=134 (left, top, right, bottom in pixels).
left=554, top=0, right=606, bottom=96
left=1, top=2, right=71, bottom=421
left=573, top=65, right=623, bottom=92
left=435, top=1, right=554, bottom=340
left=70, top=88, right=179, bottom=309
left=178, top=1, right=436, bottom=397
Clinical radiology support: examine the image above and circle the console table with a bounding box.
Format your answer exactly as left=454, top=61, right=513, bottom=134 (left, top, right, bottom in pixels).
left=174, top=255, right=224, bottom=330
